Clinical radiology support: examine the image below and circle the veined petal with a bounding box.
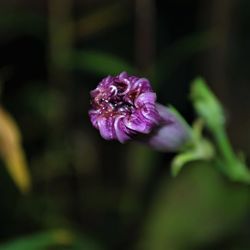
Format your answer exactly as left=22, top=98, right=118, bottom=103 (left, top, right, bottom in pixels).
left=97, top=116, right=115, bottom=140
left=114, top=116, right=131, bottom=143
left=88, top=110, right=100, bottom=129
left=135, top=92, right=157, bottom=107
left=140, top=103, right=161, bottom=124
left=133, top=78, right=152, bottom=92
left=102, top=75, right=113, bottom=87
left=118, top=71, right=129, bottom=79
left=124, top=112, right=152, bottom=134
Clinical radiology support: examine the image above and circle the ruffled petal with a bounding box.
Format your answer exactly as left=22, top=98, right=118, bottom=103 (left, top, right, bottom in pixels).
left=118, top=71, right=129, bottom=82
left=88, top=109, right=100, bottom=129
left=135, top=92, right=157, bottom=107
left=97, top=116, right=115, bottom=140
left=124, top=112, right=152, bottom=134
left=114, top=116, right=131, bottom=143
left=101, top=75, right=113, bottom=87
left=140, top=103, right=161, bottom=124
left=132, top=78, right=152, bottom=92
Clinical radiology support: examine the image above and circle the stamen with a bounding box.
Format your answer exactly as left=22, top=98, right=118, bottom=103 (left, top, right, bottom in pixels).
left=109, top=85, right=118, bottom=96
left=116, top=80, right=131, bottom=95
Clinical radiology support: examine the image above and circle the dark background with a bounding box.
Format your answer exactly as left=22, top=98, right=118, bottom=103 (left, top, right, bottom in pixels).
left=0, top=0, right=250, bottom=249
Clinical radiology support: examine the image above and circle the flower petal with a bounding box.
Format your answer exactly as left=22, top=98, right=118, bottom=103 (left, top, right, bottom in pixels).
left=124, top=112, right=152, bottom=134
left=135, top=92, right=157, bottom=107
left=102, top=75, right=113, bottom=87
left=156, top=103, right=175, bottom=123
left=142, top=104, right=191, bottom=151
left=140, top=103, right=161, bottom=124
left=97, top=116, right=115, bottom=140
left=145, top=121, right=190, bottom=152
left=118, top=71, right=129, bottom=79
left=132, top=78, right=152, bottom=92
left=88, top=110, right=100, bottom=129
left=114, top=116, right=131, bottom=143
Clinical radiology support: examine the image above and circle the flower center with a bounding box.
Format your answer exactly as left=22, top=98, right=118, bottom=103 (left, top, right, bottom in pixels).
left=91, top=81, right=138, bottom=117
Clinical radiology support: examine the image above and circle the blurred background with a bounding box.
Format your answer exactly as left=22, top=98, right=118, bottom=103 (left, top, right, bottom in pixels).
left=0, top=0, right=250, bottom=249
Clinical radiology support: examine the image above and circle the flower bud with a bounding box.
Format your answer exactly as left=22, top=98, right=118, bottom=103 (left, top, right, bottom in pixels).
left=190, top=77, right=225, bottom=130
left=141, top=104, right=191, bottom=152
left=89, top=72, right=191, bottom=152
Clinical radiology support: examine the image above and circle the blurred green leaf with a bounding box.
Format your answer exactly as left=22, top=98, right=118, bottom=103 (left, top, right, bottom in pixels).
left=70, top=50, right=135, bottom=76
left=0, top=229, right=73, bottom=250
left=190, top=78, right=250, bottom=184
left=137, top=162, right=249, bottom=250
left=0, top=229, right=103, bottom=250
left=190, top=77, right=225, bottom=130
left=171, top=119, right=214, bottom=176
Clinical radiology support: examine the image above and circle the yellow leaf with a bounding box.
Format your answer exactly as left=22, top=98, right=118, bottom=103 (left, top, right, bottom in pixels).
left=0, top=107, right=31, bottom=193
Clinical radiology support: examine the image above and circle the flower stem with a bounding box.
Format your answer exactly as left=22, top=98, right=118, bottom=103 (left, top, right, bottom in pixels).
left=190, top=77, right=250, bottom=184
left=212, top=125, right=250, bottom=183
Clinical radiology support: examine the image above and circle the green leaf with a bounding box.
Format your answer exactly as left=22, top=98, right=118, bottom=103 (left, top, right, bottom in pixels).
left=0, top=230, right=103, bottom=250
left=137, top=162, right=249, bottom=250
left=171, top=119, right=214, bottom=176
left=190, top=77, right=225, bottom=130
left=0, top=230, right=73, bottom=250
left=190, top=77, right=250, bottom=184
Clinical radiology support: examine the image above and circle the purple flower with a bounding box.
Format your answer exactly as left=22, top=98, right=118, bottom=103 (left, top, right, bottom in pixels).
left=89, top=72, right=190, bottom=151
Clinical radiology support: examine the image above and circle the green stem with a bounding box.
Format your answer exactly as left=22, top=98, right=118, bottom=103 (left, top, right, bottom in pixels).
left=213, top=126, right=235, bottom=163
left=212, top=125, right=250, bottom=183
